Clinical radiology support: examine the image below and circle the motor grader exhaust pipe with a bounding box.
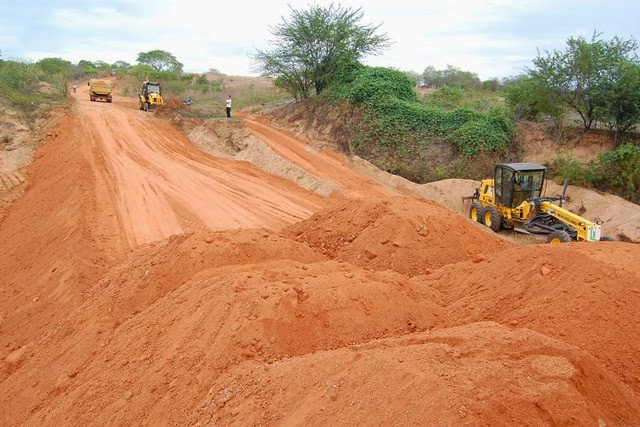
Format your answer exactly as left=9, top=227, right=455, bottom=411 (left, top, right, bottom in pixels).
left=560, top=179, right=569, bottom=207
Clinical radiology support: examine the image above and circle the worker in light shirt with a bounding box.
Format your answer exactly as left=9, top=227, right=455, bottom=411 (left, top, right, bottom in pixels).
left=226, top=95, right=232, bottom=119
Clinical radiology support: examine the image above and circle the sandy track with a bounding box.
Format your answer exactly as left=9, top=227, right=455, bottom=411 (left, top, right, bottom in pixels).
left=74, top=85, right=327, bottom=246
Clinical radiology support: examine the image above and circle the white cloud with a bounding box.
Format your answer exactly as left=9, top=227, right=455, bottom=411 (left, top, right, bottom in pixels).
left=51, top=7, right=139, bottom=31
left=3, top=0, right=638, bottom=79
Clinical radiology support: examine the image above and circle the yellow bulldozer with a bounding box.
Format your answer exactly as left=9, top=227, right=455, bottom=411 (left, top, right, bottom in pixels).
left=138, top=81, right=163, bottom=112
left=465, top=163, right=612, bottom=243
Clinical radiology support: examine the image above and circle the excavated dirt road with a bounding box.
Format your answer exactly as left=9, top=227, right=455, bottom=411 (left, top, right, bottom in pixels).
left=1, top=83, right=639, bottom=426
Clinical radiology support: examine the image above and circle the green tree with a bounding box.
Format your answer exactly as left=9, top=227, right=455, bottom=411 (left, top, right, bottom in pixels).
left=0, top=60, right=47, bottom=113
left=425, top=86, right=464, bottom=109
left=504, top=75, right=567, bottom=125
left=112, top=60, right=132, bottom=70
left=94, top=60, right=112, bottom=72
left=422, top=65, right=481, bottom=89
left=530, top=32, right=639, bottom=130
left=82, top=67, right=99, bottom=77
left=35, top=57, right=74, bottom=96
left=36, top=57, right=73, bottom=75
left=595, top=62, right=640, bottom=132
left=252, top=4, right=390, bottom=97
left=136, top=49, right=183, bottom=74
left=196, top=74, right=208, bottom=85
left=482, top=78, right=501, bottom=92
left=403, top=70, right=421, bottom=87
left=421, top=66, right=438, bottom=86
left=78, top=59, right=96, bottom=69
left=128, top=64, right=155, bottom=80
left=597, top=143, right=640, bottom=203
left=0, top=60, right=41, bottom=95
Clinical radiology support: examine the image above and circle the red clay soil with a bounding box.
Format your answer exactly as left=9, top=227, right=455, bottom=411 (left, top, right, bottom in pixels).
left=1, top=83, right=639, bottom=426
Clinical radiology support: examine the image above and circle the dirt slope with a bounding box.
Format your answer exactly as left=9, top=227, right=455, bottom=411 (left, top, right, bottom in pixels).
left=1, top=82, right=639, bottom=426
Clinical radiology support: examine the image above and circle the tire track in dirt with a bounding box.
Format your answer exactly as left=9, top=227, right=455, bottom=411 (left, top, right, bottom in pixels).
left=0, top=171, right=26, bottom=193
left=73, top=94, right=327, bottom=246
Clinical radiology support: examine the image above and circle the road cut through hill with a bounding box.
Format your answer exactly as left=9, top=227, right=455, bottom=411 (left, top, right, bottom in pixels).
left=0, top=82, right=639, bottom=426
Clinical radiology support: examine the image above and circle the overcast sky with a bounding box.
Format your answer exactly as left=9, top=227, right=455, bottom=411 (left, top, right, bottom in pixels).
left=1, top=0, right=638, bottom=80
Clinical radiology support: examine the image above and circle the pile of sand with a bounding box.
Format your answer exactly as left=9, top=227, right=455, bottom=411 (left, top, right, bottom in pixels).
left=3, top=195, right=639, bottom=425
left=283, top=197, right=512, bottom=275
left=1, top=99, right=639, bottom=426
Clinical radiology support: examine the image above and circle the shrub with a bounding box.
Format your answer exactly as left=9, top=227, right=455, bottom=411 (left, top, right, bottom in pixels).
left=340, top=66, right=516, bottom=155
left=597, top=143, right=640, bottom=203
left=424, top=86, right=463, bottom=109
left=450, top=120, right=510, bottom=156
left=549, top=144, right=640, bottom=204
left=348, top=67, right=417, bottom=104
left=549, top=156, right=599, bottom=187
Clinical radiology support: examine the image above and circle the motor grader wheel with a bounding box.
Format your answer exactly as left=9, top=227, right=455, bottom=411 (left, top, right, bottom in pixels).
left=484, top=205, right=502, bottom=232
left=469, top=202, right=484, bottom=224
left=546, top=230, right=572, bottom=244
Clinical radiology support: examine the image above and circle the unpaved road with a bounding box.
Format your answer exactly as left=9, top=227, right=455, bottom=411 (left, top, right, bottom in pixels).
left=1, top=82, right=639, bottom=426
left=76, top=90, right=330, bottom=247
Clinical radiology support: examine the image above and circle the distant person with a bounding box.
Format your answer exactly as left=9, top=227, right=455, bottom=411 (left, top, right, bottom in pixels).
left=225, top=95, right=232, bottom=119
left=73, top=83, right=77, bottom=93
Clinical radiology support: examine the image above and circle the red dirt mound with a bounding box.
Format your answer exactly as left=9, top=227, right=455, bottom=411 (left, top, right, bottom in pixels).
left=189, top=322, right=640, bottom=426
left=0, top=235, right=443, bottom=425
left=423, top=242, right=640, bottom=395
left=282, top=197, right=513, bottom=276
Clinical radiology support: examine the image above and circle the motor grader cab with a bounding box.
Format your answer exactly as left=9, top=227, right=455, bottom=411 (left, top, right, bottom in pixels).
left=139, top=81, right=163, bottom=111
left=466, top=163, right=609, bottom=243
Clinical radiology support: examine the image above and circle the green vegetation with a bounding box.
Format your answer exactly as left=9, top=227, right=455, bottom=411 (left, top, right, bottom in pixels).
left=422, top=65, right=482, bottom=90
left=529, top=32, right=640, bottom=132
left=252, top=4, right=390, bottom=98
left=320, top=66, right=517, bottom=182
left=0, top=59, right=67, bottom=119
left=136, top=50, right=183, bottom=74
left=503, top=32, right=640, bottom=204
left=550, top=143, right=640, bottom=204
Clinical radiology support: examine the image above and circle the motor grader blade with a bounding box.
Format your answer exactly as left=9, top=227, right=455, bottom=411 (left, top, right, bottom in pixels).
left=513, top=222, right=532, bottom=234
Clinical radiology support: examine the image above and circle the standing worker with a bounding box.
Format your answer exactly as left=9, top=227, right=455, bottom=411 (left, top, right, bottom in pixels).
left=73, top=83, right=77, bottom=93
left=225, top=95, right=232, bottom=119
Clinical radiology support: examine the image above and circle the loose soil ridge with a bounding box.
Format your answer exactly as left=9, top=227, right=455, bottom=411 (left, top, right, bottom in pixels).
left=0, top=81, right=639, bottom=426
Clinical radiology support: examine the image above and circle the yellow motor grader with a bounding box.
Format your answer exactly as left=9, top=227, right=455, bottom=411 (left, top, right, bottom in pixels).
left=138, top=81, right=163, bottom=112
left=465, top=163, right=612, bottom=243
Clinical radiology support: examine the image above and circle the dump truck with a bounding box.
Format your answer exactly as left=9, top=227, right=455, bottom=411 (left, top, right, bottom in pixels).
left=89, top=79, right=113, bottom=103
left=138, top=81, right=163, bottom=112
left=465, top=163, right=612, bottom=243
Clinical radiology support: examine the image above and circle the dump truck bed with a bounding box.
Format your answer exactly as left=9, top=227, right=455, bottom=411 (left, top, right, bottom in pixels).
left=89, top=79, right=113, bottom=102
